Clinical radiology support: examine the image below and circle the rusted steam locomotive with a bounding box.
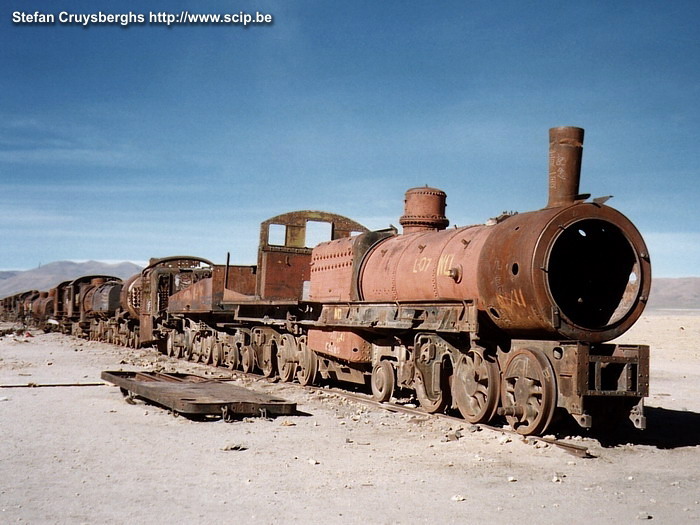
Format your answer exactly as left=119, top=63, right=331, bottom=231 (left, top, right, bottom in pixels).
left=1, top=127, right=651, bottom=436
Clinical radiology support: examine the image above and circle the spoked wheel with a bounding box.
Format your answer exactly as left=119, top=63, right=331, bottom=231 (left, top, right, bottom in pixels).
left=240, top=345, right=256, bottom=373
left=201, top=338, right=213, bottom=365
left=192, top=338, right=204, bottom=362
left=167, top=333, right=181, bottom=358
left=296, top=337, right=318, bottom=386
left=371, top=360, right=395, bottom=403
left=500, top=348, right=557, bottom=436
left=453, top=350, right=500, bottom=424
left=415, top=366, right=450, bottom=414
left=182, top=333, right=193, bottom=361
left=260, top=342, right=277, bottom=378
left=226, top=342, right=240, bottom=370
left=277, top=334, right=297, bottom=383
left=211, top=341, right=223, bottom=367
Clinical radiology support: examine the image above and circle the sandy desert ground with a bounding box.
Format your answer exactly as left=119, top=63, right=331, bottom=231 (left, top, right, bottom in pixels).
left=1, top=310, right=699, bottom=524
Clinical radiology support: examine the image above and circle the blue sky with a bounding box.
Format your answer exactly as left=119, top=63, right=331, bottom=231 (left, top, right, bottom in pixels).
left=1, top=1, right=698, bottom=277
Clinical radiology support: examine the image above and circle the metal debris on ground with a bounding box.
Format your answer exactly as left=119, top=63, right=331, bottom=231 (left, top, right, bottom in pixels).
left=101, top=370, right=296, bottom=420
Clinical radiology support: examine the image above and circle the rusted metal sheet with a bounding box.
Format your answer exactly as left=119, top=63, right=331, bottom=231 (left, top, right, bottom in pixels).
left=256, top=211, right=368, bottom=300
left=101, top=371, right=296, bottom=418
left=309, top=236, right=356, bottom=302
left=309, top=229, right=396, bottom=303
left=307, top=328, right=372, bottom=363
left=258, top=249, right=314, bottom=300
left=315, top=302, right=477, bottom=333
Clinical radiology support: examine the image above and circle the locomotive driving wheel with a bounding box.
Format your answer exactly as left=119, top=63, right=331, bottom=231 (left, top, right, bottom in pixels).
left=260, top=342, right=277, bottom=378
left=371, top=360, right=395, bottom=403
left=211, top=341, right=223, bottom=367
left=166, top=333, right=181, bottom=358
left=182, top=332, right=194, bottom=361
left=415, top=366, right=450, bottom=414
left=453, top=349, right=500, bottom=424
left=296, top=337, right=318, bottom=386
left=201, top=338, right=213, bottom=365
left=225, top=342, right=240, bottom=370
left=240, top=345, right=256, bottom=373
left=500, top=348, right=557, bottom=436
left=277, top=334, right=297, bottom=383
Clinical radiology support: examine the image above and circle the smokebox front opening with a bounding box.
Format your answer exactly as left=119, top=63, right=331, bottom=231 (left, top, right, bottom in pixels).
left=547, top=219, right=639, bottom=329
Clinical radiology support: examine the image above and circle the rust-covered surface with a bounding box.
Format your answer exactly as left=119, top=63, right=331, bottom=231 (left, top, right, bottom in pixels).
left=101, top=371, right=296, bottom=418
left=62, top=275, right=121, bottom=321
left=307, top=328, right=372, bottom=363
left=120, top=273, right=142, bottom=319
left=400, top=186, right=449, bottom=233
left=257, top=211, right=368, bottom=300
left=547, top=126, right=586, bottom=208
left=309, top=236, right=357, bottom=302
left=83, top=280, right=123, bottom=318
left=138, top=256, right=214, bottom=343
left=167, top=265, right=256, bottom=313
left=351, top=126, right=651, bottom=343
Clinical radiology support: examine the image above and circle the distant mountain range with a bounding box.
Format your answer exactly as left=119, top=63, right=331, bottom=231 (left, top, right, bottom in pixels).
left=0, top=261, right=143, bottom=297
left=0, top=261, right=697, bottom=309
left=646, top=277, right=700, bottom=310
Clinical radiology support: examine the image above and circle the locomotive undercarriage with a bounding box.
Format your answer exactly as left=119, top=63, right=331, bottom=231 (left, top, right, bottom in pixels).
left=115, top=301, right=651, bottom=437
left=19, top=286, right=646, bottom=436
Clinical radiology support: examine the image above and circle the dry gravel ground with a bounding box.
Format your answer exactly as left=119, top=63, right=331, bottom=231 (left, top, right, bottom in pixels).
left=1, top=311, right=699, bottom=524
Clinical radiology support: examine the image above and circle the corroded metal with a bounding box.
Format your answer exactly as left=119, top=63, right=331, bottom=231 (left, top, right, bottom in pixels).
left=257, top=211, right=368, bottom=300
left=101, top=371, right=296, bottom=418
left=307, top=328, right=372, bottom=363
left=547, top=126, right=586, bottom=208
left=357, top=181, right=650, bottom=343
left=137, top=256, right=213, bottom=343
left=1, top=126, right=653, bottom=437
left=400, top=186, right=449, bottom=233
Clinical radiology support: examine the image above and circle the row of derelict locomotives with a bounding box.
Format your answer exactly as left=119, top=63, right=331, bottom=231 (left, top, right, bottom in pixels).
left=1, top=127, right=651, bottom=437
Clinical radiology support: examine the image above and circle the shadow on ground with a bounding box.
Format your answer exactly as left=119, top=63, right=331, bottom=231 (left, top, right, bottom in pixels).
left=585, top=406, right=700, bottom=449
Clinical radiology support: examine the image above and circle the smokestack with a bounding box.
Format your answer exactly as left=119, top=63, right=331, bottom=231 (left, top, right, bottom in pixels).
left=547, top=126, right=584, bottom=208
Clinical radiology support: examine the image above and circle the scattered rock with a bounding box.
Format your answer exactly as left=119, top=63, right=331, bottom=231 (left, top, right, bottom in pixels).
left=221, top=444, right=248, bottom=452
left=507, top=476, right=517, bottom=483
left=308, top=458, right=319, bottom=465
left=444, top=429, right=462, bottom=442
